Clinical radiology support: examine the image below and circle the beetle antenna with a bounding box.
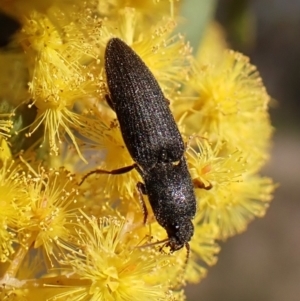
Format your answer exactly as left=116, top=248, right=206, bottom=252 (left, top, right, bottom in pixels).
left=184, top=242, right=190, bottom=266
left=136, top=238, right=169, bottom=250
left=171, top=243, right=190, bottom=290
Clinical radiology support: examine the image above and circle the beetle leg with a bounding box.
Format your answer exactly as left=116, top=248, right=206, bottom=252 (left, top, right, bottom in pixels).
left=193, top=179, right=213, bottom=190
left=79, top=163, right=137, bottom=186
left=137, top=182, right=148, bottom=225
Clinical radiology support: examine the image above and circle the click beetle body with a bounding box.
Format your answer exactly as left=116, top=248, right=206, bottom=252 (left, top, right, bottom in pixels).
left=83, top=38, right=197, bottom=252
left=105, top=38, right=184, bottom=169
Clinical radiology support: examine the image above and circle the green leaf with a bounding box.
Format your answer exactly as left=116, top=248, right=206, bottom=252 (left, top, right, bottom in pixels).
left=177, top=0, right=217, bottom=52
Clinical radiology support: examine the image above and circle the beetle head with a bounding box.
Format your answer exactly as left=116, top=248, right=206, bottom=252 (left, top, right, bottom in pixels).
left=165, top=219, right=194, bottom=252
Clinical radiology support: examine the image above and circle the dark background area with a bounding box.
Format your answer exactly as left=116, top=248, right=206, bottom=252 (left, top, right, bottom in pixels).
left=0, top=1, right=299, bottom=300
left=0, top=12, right=20, bottom=47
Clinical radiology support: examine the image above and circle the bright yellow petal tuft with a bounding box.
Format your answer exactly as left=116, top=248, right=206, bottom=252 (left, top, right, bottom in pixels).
left=196, top=175, right=275, bottom=239
left=57, top=214, right=173, bottom=301
left=187, top=223, right=220, bottom=283
left=17, top=8, right=104, bottom=160
left=0, top=160, right=26, bottom=262
left=187, top=137, right=246, bottom=190
left=16, top=166, right=81, bottom=263
left=177, top=50, right=272, bottom=169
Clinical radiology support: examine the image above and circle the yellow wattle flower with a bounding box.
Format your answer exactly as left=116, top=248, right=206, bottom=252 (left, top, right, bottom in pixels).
left=0, top=160, right=25, bottom=262
left=0, top=0, right=275, bottom=300
left=20, top=166, right=81, bottom=262
left=187, top=137, right=246, bottom=190
left=16, top=8, right=104, bottom=161
left=187, top=223, right=220, bottom=283
left=179, top=49, right=272, bottom=168
left=195, top=175, right=275, bottom=239
left=56, top=214, right=174, bottom=301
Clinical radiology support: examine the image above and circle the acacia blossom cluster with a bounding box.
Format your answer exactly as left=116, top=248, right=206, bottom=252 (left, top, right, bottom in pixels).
left=0, top=1, right=275, bottom=300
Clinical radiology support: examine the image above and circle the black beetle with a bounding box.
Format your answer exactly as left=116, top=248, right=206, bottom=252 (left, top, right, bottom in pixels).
left=81, top=38, right=197, bottom=253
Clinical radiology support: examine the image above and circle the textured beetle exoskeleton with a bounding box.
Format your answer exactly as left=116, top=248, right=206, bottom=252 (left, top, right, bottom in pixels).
left=105, top=38, right=185, bottom=170
left=85, top=37, right=198, bottom=252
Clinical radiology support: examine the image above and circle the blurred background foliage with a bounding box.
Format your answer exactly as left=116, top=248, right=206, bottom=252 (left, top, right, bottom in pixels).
left=0, top=0, right=299, bottom=300
left=180, top=1, right=300, bottom=301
